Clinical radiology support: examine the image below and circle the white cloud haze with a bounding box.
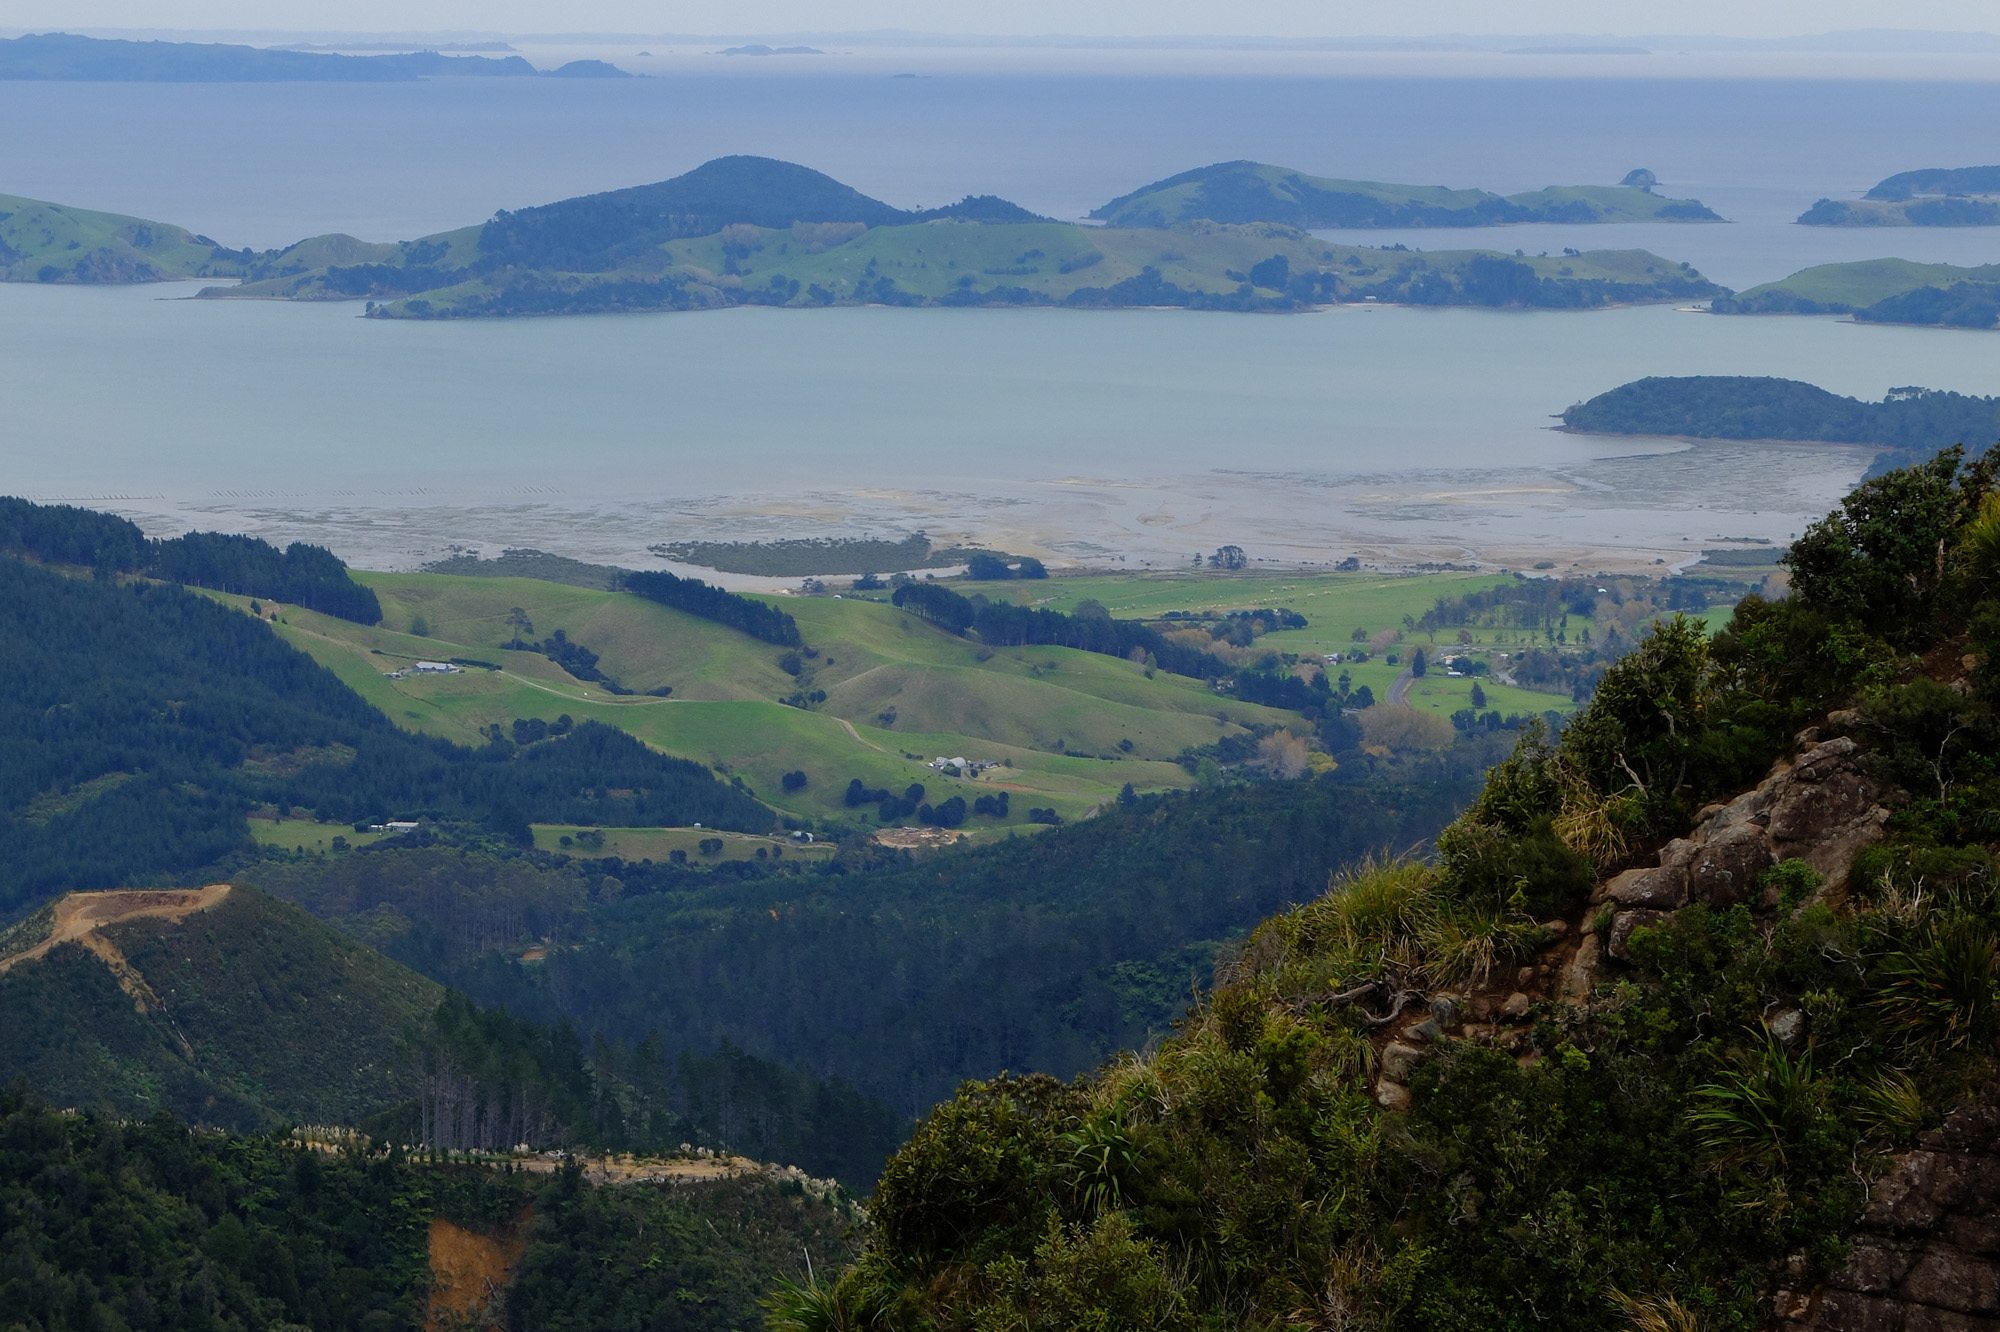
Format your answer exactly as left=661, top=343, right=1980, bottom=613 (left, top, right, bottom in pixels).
left=5, top=0, right=2000, bottom=38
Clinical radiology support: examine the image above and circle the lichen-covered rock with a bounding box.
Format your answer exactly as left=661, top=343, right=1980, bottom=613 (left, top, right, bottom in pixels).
left=1607, top=908, right=1667, bottom=961
left=1689, top=821, right=1777, bottom=907
left=1606, top=865, right=1688, bottom=909
left=1787, top=1079, right=2000, bottom=1329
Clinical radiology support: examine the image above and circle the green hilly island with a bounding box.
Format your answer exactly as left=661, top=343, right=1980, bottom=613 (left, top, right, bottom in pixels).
left=1712, top=257, right=2000, bottom=328
left=1799, top=164, right=2000, bottom=226
left=173, top=155, right=1721, bottom=316
left=1090, top=159, right=1723, bottom=228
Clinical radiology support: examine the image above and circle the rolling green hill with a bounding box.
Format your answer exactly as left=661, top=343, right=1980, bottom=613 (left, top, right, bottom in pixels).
left=0, top=883, right=440, bottom=1129
left=1712, top=257, right=2000, bottom=315
left=187, top=156, right=1724, bottom=317
left=273, top=570, right=1300, bottom=826
left=1090, top=160, right=1722, bottom=228
left=0, top=191, right=242, bottom=282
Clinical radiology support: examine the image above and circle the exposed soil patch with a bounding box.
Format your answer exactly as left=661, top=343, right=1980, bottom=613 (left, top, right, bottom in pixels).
left=427, top=1209, right=532, bottom=1332
left=0, top=885, right=232, bottom=1014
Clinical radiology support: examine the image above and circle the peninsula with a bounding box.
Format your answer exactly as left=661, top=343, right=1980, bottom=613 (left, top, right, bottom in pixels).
left=1711, top=258, right=2000, bottom=328
left=1560, top=375, right=2000, bottom=476
left=0, top=31, right=624, bottom=80
left=1090, top=160, right=1723, bottom=228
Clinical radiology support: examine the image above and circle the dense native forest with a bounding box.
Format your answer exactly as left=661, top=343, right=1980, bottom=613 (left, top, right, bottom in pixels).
left=245, top=775, right=1479, bottom=1120
left=0, top=1086, right=862, bottom=1332
left=781, top=446, right=2000, bottom=1330
left=0, top=548, right=769, bottom=912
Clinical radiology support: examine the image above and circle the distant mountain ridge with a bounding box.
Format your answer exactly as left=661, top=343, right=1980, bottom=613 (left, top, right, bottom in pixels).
left=0, top=31, right=624, bottom=80
left=1090, top=160, right=1723, bottom=228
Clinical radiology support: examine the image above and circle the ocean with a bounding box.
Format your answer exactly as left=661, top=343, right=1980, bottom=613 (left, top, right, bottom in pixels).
left=2, top=55, right=1998, bottom=571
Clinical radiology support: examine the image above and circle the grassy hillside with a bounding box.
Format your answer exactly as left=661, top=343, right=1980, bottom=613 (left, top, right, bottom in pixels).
left=0, top=884, right=439, bottom=1129
left=0, top=191, right=241, bottom=283
left=266, top=570, right=1298, bottom=826
left=1713, top=256, right=2000, bottom=314
left=1089, top=160, right=1721, bottom=228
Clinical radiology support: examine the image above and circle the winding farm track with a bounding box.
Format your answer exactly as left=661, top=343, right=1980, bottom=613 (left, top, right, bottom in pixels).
left=1386, top=667, right=1417, bottom=708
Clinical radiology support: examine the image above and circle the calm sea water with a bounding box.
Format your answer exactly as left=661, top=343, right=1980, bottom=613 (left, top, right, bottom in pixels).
left=2, top=63, right=1999, bottom=567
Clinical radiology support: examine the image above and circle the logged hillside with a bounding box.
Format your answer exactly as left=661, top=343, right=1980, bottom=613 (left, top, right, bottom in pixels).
left=0, top=884, right=438, bottom=1129
left=0, top=1087, right=863, bottom=1332
left=788, top=447, right=2000, bottom=1330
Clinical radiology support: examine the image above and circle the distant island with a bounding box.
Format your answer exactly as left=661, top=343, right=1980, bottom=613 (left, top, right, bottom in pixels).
left=1560, top=375, right=2000, bottom=476
left=0, top=156, right=1729, bottom=315
left=0, top=32, right=625, bottom=80
left=1088, top=160, right=1723, bottom=228
left=180, top=155, right=1723, bottom=317
left=1797, top=164, right=2000, bottom=226
left=719, top=45, right=824, bottom=56
left=1711, top=258, right=2000, bottom=329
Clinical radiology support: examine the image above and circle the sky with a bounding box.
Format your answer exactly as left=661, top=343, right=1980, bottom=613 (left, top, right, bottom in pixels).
left=6, top=0, right=2000, bottom=39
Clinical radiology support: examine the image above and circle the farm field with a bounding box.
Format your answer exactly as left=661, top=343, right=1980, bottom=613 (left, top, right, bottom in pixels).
left=247, top=816, right=398, bottom=854
left=227, top=572, right=1299, bottom=828
left=528, top=824, right=837, bottom=864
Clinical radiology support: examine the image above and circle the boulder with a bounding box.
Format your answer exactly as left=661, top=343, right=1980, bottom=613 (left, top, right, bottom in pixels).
left=1379, top=1042, right=1424, bottom=1084
left=1500, top=992, right=1531, bottom=1020
left=1374, top=1080, right=1411, bottom=1111
left=1607, top=909, right=1667, bottom=962
left=1562, top=934, right=1602, bottom=1002
left=1770, top=1008, right=1806, bottom=1046
left=1605, top=866, right=1687, bottom=909
left=1688, top=822, right=1776, bottom=907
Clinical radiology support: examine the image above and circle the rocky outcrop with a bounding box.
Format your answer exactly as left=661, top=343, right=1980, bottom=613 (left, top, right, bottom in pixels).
left=1599, top=735, right=1898, bottom=960
left=1779, top=1078, right=2000, bottom=1331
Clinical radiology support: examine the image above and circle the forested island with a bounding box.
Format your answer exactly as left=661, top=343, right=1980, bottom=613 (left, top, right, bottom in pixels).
left=0, top=32, right=624, bottom=80
left=1798, top=164, right=2000, bottom=226
left=1090, top=160, right=1722, bottom=227
left=1560, top=375, right=2000, bottom=476
left=1710, top=257, right=2000, bottom=328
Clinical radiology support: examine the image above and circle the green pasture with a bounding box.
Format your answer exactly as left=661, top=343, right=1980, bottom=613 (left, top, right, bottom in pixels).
left=247, top=817, right=398, bottom=854
left=529, top=824, right=836, bottom=863
left=222, top=571, right=1311, bottom=826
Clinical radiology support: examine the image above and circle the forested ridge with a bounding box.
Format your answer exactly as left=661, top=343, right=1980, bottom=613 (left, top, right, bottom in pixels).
left=0, top=552, right=769, bottom=913
left=0, top=496, right=381, bottom=622
left=250, top=773, right=1479, bottom=1118
left=0, top=1086, right=862, bottom=1332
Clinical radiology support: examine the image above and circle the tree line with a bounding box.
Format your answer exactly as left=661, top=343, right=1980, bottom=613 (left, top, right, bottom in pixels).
left=623, top=568, right=802, bottom=645
left=0, top=496, right=382, bottom=623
